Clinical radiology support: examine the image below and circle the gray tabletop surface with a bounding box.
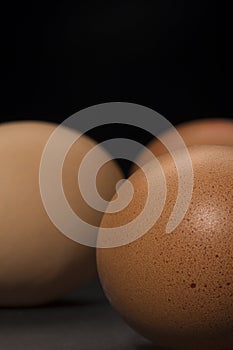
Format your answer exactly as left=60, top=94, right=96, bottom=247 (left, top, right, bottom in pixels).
left=0, top=278, right=159, bottom=350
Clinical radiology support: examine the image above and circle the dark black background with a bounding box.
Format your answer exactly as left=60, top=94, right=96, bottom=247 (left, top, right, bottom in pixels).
left=1, top=0, right=233, bottom=166
left=0, top=1, right=233, bottom=349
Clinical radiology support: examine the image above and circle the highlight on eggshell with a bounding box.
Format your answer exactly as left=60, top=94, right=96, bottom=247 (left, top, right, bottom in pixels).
left=0, top=120, right=123, bottom=306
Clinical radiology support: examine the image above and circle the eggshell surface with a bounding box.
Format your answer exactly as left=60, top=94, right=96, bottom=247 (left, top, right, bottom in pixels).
left=0, top=121, right=123, bottom=306
left=97, top=145, right=233, bottom=350
left=133, top=118, right=233, bottom=172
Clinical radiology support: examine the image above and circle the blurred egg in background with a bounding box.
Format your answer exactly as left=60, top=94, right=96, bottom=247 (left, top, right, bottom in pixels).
left=0, top=0, right=233, bottom=349
left=132, top=118, right=233, bottom=173
left=0, top=121, right=122, bottom=306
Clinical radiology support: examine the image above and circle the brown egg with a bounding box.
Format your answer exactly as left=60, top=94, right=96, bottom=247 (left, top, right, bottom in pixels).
left=97, top=145, right=233, bottom=350
left=0, top=121, right=123, bottom=306
left=132, top=118, right=233, bottom=172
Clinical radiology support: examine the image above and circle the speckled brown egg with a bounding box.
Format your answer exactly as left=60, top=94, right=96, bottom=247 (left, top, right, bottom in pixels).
left=0, top=121, right=123, bottom=306
left=132, top=118, right=233, bottom=173
left=97, top=145, right=233, bottom=350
